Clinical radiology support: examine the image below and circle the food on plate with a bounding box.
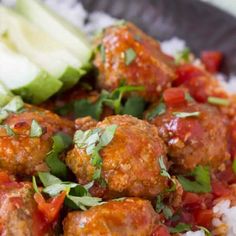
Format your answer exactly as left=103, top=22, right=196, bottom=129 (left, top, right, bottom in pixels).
left=147, top=88, right=230, bottom=172
left=93, top=22, right=176, bottom=102
left=63, top=198, right=158, bottom=236
left=66, top=115, right=169, bottom=199
left=0, top=0, right=235, bottom=235
left=0, top=100, right=74, bottom=176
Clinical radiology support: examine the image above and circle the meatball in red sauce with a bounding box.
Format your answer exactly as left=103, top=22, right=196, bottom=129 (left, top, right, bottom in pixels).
left=93, top=22, right=176, bottom=102
left=148, top=88, right=230, bottom=172
left=63, top=198, right=158, bottom=236
left=0, top=105, right=74, bottom=176
left=66, top=115, right=168, bottom=199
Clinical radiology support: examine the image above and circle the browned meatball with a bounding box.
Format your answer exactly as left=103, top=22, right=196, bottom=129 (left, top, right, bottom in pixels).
left=93, top=22, right=176, bottom=102
left=63, top=198, right=158, bottom=236
left=66, top=115, right=168, bottom=199
left=0, top=176, right=54, bottom=236
left=0, top=105, right=74, bottom=176
left=149, top=102, right=230, bottom=172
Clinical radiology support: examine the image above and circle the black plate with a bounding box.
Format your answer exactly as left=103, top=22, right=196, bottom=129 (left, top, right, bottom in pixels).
left=81, top=0, right=236, bottom=76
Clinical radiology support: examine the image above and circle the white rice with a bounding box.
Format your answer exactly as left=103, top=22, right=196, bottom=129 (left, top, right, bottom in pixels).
left=213, top=200, right=236, bottom=236
left=182, top=230, right=205, bottom=236
left=160, top=37, right=187, bottom=57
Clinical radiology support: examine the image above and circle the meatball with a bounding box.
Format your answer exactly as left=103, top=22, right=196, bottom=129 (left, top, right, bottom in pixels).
left=66, top=115, right=168, bottom=199
left=93, top=22, right=176, bottom=102
left=0, top=175, right=53, bottom=236
left=0, top=105, right=74, bottom=176
left=63, top=198, right=158, bottom=236
left=149, top=101, right=230, bottom=172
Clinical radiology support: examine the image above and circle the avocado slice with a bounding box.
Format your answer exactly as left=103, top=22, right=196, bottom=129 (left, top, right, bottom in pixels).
left=0, top=40, right=62, bottom=104
left=16, top=0, right=91, bottom=64
left=0, top=6, right=84, bottom=90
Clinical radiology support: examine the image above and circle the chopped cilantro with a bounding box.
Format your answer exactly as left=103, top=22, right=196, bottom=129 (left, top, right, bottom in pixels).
left=74, top=125, right=117, bottom=182
left=56, top=84, right=144, bottom=120
left=99, top=44, right=106, bottom=63
left=159, top=156, right=171, bottom=179
left=122, top=96, right=146, bottom=118
left=185, top=92, right=194, bottom=102
left=197, top=226, right=212, bottom=236
left=178, top=165, right=211, bottom=193
left=46, top=133, right=72, bottom=179
left=175, top=48, right=190, bottom=64
left=173, top=111, right=200, bottom=118
left=146, top=103, right=166, bottom=120
left=3, top=96, right=24, bottom=113
left=169, top=223, right=191, bottom=233
left=124, top=48, right=136, bottom=65
left=34, top=172, right=102, bottom=211
left=155, top=195, right=173, bottom=219
left=207, top=96, right=229, bottom=106
left=0, top=124, right=15, bottom=136
left=30, top=120, right=43, bottom=138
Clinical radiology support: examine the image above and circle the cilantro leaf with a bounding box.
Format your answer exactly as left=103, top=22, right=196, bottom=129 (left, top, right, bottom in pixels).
left=122, top=96, right=145, bottom=118
left=155, top=195, right=173, bottom=219
left=3, top=96, right=24, bottom=113
left=124, top=48, right=136, bottom=65
left=169, top=223, right=191, bottom=233
left=178, top=166, right=211, bottom=193
left=159, top=156, right=171, bottom=179
left=46, top=133, right=72, bottom=178
left=74, top=125, right=117, bottom=182
left=173, top=111, right=200, bottom=118
left=38, top=172, right=62, bottom=187
left=197, top=226, right=212, bottom=236
left=0, top=124, right=15, bottom=136
left=175, top=48, right=190, bottom=64
left=99, top=44, right=106, bottom=63
left=32, top=176, right=39, bottom=193
left=207, top=97, right=229, bottom=106
left=146, top=103, right=166, bottom=120
left=30, top=120, right=43, bottom=138
left=66, top=195, right=102, bottom=211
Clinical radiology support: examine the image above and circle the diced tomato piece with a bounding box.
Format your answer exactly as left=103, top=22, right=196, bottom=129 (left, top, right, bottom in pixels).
left=183, top=192, right=202, bottom=211
left=212, top=179, right=230, bottom=197
left=152, top=225, right=170, bottom=236
left=34, top=191, right=66, bottom=223
left=0, top=171, right=11, bottom=184
left=163, top=88, right=186, bottom=107
left=201, top=51, right=223, bottom=73
left=32, top=209, right=51, bottom=236
left=194, top=209, right=213, bottom=228
left=174, top=64, right=204, bottom=86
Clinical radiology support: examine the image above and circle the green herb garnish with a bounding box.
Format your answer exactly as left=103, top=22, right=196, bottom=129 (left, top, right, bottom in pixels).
left=99, top=44, right=106, bottom=63
left=34, top=172, right=102, bottom=211
left=178, top=166, right=211, bottom=193
left=175, top=48, right=190, bottom=64
left=185, top=92, right=194, bottom=102
left=207, top=96, right=229, bottom=106
left=122, top=96, right=146, bottom=118
left=124, top=48, right=136, bottom=65
left=46, top=133, right=72, bottom=179
left=74, top=125, right=117, bottom=183
left=30, top=120, right=43, bottom=138
left=0, top=124, right=15, bottom=136
left=155, top=195, right=173, bottom=219
left=146, top=103, right=166, bottom=120
left=3, top=96, right=24, bottom=113
left=197, top=226, right=212, bottom=236
left=169, top=223, right=191, bottom=233
left=173, top=111, right=200, bottom=118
